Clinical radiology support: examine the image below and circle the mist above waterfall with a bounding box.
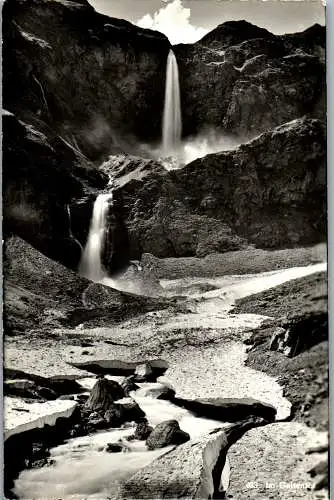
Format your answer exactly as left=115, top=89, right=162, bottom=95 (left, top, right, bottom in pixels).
left=169, top=129, right=243, bottom=167
left=138, top=128, right=245, bottom=170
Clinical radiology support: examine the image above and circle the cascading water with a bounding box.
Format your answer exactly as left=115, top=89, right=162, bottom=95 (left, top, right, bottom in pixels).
left=162, top=50, right=182, bottom=156
left=78, top=192, right=164, bottom=296
left=79, top=193, right=113, bottom=281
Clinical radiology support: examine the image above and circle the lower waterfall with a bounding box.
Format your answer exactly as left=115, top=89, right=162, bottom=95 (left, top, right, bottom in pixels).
left=79, top=193, right=113, bottom=281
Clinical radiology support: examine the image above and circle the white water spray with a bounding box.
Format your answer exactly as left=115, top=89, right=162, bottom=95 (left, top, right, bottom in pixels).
left=162, top=50, right=182, bottom=155
left=79, top=193, right=113, bottom=281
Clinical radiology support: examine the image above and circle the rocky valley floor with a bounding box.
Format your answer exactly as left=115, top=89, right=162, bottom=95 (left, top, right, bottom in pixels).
left=3, top=238, right=328, bottom=499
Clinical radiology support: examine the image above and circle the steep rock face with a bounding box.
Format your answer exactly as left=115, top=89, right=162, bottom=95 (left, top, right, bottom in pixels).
left=3, top=113, right=129, bottom=270
left=3, top=0, right=170, bottom=160
left=108, top=117, right=325, bottom=257
left=175, top=117, right=326, bottom=249
left=102, top=155, right=249, bottom=259
left=174, top=21, right=325, bottom=137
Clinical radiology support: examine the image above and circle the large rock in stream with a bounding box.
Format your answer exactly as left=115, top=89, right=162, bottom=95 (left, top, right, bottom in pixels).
left=146, top=420, right=190, bottom=450
left=83, top=379, right=145, bottom=430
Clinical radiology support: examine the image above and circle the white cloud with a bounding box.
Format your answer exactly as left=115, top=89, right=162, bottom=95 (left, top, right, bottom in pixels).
left=137, top=0, right=208, bottom=45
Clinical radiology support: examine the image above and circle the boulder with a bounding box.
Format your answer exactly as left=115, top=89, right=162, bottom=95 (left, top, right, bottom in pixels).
left=137, top=383, right=176, bottom=400
left=4, top=368, right=84, bottom=397
left=120, top=399, right=146, bottom=423
left=84, top=378, right=125, bottom=412
left=69, top=358, right=169, bottom=378
left=103, top=405, right=126, bottom=428
left=146, top=420, right=190, bottom=450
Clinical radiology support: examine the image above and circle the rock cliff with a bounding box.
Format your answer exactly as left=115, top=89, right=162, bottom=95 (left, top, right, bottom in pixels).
left=107, top=117, right=325, bottom=258
left=3, top=0, right=326, bottom=265
left=3, top=0, right=170, bottom=160
left=174, top=21, right=325, bottom=137
left=3, top=112, right=129, bottom=270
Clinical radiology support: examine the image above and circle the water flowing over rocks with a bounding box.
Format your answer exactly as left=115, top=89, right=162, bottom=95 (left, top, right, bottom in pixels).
left=121, top=416, right=269, bottom=499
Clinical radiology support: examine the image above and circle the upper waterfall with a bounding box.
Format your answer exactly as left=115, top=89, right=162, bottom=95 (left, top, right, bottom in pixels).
left=162, top=50, right=182, bottom=156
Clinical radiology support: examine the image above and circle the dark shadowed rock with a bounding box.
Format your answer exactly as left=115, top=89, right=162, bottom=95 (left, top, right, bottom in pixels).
left=308, top=456, right=328, bottom=491
left=3, top=0, right=170, bottom=157
left=69, top=358, right=169, bottom=378
left=172, top=397, right=277, bottom=423
left=277, top=312, right=328, bottom=357
left=4, top=380, right=58, bottom=400
left=85, top=378, right=125, bottom=412
left=174, top=21, right=325, bottom=137
left=103, top=405, right=126, bottom=427
left=146, top=420, right=190, bottom=450
left=105, top=442, right=130, bottom=453
left=4, top=368, right=84, bottom=397
left=112, top=117, right=325, bottom=258
left=131, top=419, right=153, bottom=441
left=120, top=399, right=146, bottom=423
left=86, top=397, right=145, bottom=430
left=121, top=376, right=140, bottom=396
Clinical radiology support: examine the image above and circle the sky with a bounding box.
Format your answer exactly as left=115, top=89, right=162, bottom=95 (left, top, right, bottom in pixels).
left=88, top=0, right=325, bottom=44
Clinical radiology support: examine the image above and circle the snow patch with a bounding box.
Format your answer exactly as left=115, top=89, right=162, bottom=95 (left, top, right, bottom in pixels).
left=5, top=397, right=77, bottom=440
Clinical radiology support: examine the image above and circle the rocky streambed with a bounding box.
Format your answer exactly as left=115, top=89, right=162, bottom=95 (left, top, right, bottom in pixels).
left=4, top=260, right=328, bottom=499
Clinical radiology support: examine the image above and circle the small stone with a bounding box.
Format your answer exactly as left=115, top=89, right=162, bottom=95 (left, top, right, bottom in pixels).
left=133, top=419, right=153, bottom=440
left=121, top=376, right=139, bottom=396
left=105, top=443, right=124, bottom=453
left=134, top=363, right=154, bottom=382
